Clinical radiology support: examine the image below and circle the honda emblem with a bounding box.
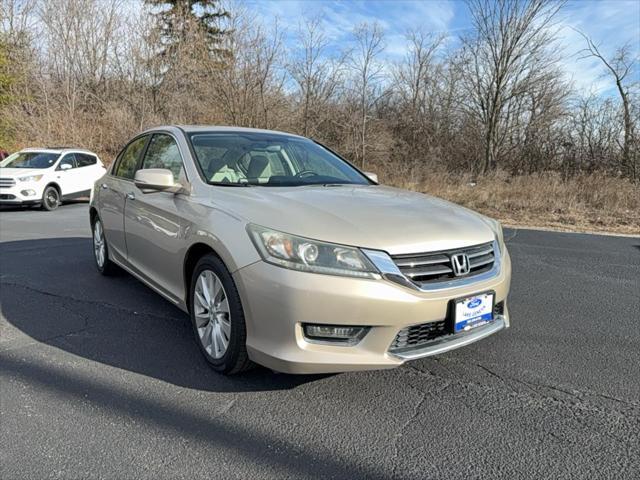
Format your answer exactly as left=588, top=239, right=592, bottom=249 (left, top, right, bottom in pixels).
left=451, top=253, right=470, bottom=276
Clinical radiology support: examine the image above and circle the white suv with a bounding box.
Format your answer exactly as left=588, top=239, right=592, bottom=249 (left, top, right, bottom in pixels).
left=0, top=148, right=106, bottom=210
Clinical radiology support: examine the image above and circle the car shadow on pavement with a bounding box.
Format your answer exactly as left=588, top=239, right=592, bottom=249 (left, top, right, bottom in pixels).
left=0, top=351, right=389, bottom=480
left=0, top=237, right=332, bottom=393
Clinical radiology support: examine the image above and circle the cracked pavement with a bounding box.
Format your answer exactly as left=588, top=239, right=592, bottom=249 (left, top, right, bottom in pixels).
left=1, top=204, right=639, bottom=479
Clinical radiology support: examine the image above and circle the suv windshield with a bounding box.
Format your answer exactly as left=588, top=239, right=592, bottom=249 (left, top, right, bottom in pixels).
left=0, top=151, right=59, bottom=169
left=188, top=132, right=370, bottom=187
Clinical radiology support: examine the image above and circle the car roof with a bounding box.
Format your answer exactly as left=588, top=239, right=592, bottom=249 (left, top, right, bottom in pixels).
left=144, top=125, right=306, bottom=139
left=20, top=147, right=99, bottom=156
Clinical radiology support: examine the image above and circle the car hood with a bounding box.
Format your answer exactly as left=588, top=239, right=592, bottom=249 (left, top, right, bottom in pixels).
left=0, top=168, right=49, bottom=178
left=209, top=185, right=495, bottom=254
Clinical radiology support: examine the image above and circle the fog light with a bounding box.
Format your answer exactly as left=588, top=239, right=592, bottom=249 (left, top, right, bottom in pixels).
left=21, top=189, right=36, bottom=197
left=302, top=324, right=369, bottom=345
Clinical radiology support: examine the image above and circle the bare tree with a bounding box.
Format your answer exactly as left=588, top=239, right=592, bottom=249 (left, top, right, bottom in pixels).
left=346, top=22, right=386, bottom=168
left=39, top=0, right=123, bottom=91
left=0, top=0, right=39, bottom=36
left=578, top=32, right=638, bottom=180
left=462, top=0, right=565, bottom=174
left=210, top=9, right=286, bottom=129
left=288, top=17, right=343, bottom=137
left=564, top=94, right=621, bottom=175
left=35, top=0, right=124, bottom=141
left=391, top=31, right=445, bottom=167
left=393, top=31, right=444, bottom=117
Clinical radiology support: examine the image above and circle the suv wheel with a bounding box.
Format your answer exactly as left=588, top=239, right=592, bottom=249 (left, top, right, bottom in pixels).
left=190, top=254, right=253, bottom=374
left=42, top=186, right=60, bottom=211
left=92, top=217, right=118, bottom=275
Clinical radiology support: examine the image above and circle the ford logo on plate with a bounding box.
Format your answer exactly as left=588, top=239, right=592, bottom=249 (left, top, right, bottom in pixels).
left=467, top=298, right=482, bottom=309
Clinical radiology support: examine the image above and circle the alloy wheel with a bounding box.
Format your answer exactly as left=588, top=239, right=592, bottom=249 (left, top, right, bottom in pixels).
left=194, top=269, right=231, bottom=359
left=45, top=188, right=59, bottom=210
left=93, top=220, right=106, bottom=268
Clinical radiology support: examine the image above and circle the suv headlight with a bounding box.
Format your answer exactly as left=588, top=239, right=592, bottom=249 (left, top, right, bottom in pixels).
left=247, top=224, right=380, bottom=279
left=17, top=174, right=43, bottom=182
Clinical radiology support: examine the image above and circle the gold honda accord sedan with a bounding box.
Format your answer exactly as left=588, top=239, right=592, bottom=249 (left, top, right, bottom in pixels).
left=90, top=126, right=511, bottom=374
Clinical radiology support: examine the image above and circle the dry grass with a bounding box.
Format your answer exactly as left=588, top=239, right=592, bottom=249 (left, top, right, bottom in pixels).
left=381, top=169, right=640, bottom=235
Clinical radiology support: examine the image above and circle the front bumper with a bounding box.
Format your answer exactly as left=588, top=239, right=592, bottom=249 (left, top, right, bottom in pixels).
left=233, top=248, right=511, bottom=374
left=0, top=184, right=43, bottom=204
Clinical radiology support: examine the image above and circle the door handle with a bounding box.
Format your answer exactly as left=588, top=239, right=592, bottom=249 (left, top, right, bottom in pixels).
left=100, top=183, right=108, bottom=190
left=126, top=192, right=135, bottom=200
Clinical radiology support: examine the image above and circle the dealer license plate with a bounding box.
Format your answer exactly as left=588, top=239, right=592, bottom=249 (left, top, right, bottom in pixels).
left=454, top=292, right=494, bottom=333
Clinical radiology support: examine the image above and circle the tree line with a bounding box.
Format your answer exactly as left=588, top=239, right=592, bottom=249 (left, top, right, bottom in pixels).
left=1, top=0, right=638, bottom=181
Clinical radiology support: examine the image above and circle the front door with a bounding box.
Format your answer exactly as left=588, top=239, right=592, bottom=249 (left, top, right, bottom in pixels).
left=123, top=133, right=189, bottom=302
left=55, top=154, right=81, bottom=195
left=99, top=135, right=148, bottom=261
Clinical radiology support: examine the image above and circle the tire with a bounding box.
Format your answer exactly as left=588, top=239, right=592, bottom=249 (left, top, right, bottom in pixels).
left=92, top=216, right=119, bottom=275
left=42, top=185, right=60, bottom=211
left=189, top=254, right=253, bottom=374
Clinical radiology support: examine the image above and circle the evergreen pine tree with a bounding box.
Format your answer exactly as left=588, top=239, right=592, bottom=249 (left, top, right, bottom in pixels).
left=144, top=0, right=230, bottom=59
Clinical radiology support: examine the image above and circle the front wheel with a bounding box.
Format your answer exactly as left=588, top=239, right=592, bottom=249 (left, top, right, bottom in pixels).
left=42, top=186, right=60, bottom=211
left=189, top=254, right=253, bottom=374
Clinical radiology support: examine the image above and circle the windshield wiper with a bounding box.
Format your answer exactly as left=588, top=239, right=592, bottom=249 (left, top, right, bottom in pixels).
left=207, top=182, right=253, bottom=187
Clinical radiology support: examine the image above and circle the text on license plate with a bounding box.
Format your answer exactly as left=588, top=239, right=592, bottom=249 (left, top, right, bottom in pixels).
left=454, top=292, right=494, bottom=333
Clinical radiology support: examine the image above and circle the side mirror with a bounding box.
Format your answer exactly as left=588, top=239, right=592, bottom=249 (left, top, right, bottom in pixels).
left=364, top=171, right=378, bottom=183
left=134, top=168, right=182, bottom=193
left=60, top=163, right=72, bottom=170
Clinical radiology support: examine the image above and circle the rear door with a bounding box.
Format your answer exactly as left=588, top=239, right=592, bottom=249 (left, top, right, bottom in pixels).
left=74, top=153, right=104, bottom=194
left=98, top=135, right=149, bottom=262
left=123, top=133, right=189, bottom=301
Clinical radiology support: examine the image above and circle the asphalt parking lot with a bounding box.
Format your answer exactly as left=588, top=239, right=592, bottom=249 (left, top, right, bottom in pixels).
left=1, top=203, right=639, bottom=479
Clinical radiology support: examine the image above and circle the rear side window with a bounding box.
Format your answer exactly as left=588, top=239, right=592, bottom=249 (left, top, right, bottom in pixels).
left=76, top=153, right=97, bottom=167
left=141, top=134, right=186, bottom=181
left=114, top=136, right=147, bottom=180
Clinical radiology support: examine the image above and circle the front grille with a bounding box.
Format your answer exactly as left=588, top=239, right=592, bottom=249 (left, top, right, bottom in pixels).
left=390, top=320, right=448, bottom=351
left=0, top=178, right=16, bottom=188
left=391, top=241, right=495, bottom=286
left=0, top=194, right=16, bottom=199
left=390, top=301, right=505, bottom=353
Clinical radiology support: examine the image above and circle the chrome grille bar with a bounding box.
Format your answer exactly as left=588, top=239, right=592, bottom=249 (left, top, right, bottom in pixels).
left=393, top=254, right=449, bottom=268
left=0, top=178, right=16, bottom=188
left=390, top=241, right=496, bottom=286
left=467, top=246, right=493, bottom=258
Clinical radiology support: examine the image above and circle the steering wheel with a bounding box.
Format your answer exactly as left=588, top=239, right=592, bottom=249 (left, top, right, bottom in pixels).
left=294, top=170, right=319, bottom=179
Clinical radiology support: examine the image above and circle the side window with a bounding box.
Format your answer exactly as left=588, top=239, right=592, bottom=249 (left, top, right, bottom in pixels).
left=141, top=134, right=185, bottom=181
left=114, top=136, right=148, bottom=180
left=57, top=154, right=76, bottom=170
left=76, top=153, right=97, bottom=167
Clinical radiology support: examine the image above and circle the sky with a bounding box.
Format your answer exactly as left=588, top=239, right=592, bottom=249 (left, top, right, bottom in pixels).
left=240, top=0, right=640, bottom=96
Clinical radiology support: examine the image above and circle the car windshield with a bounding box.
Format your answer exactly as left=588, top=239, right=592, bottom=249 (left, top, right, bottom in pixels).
left=188, top=132, right=370, bottom=187
left=0, top=151, right=59, bottom=169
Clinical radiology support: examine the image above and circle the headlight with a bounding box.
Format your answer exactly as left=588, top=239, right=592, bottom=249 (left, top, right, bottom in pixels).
left=17, top=174, right=43, bottom=182
left=247, top=224, right=380, bottom=279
